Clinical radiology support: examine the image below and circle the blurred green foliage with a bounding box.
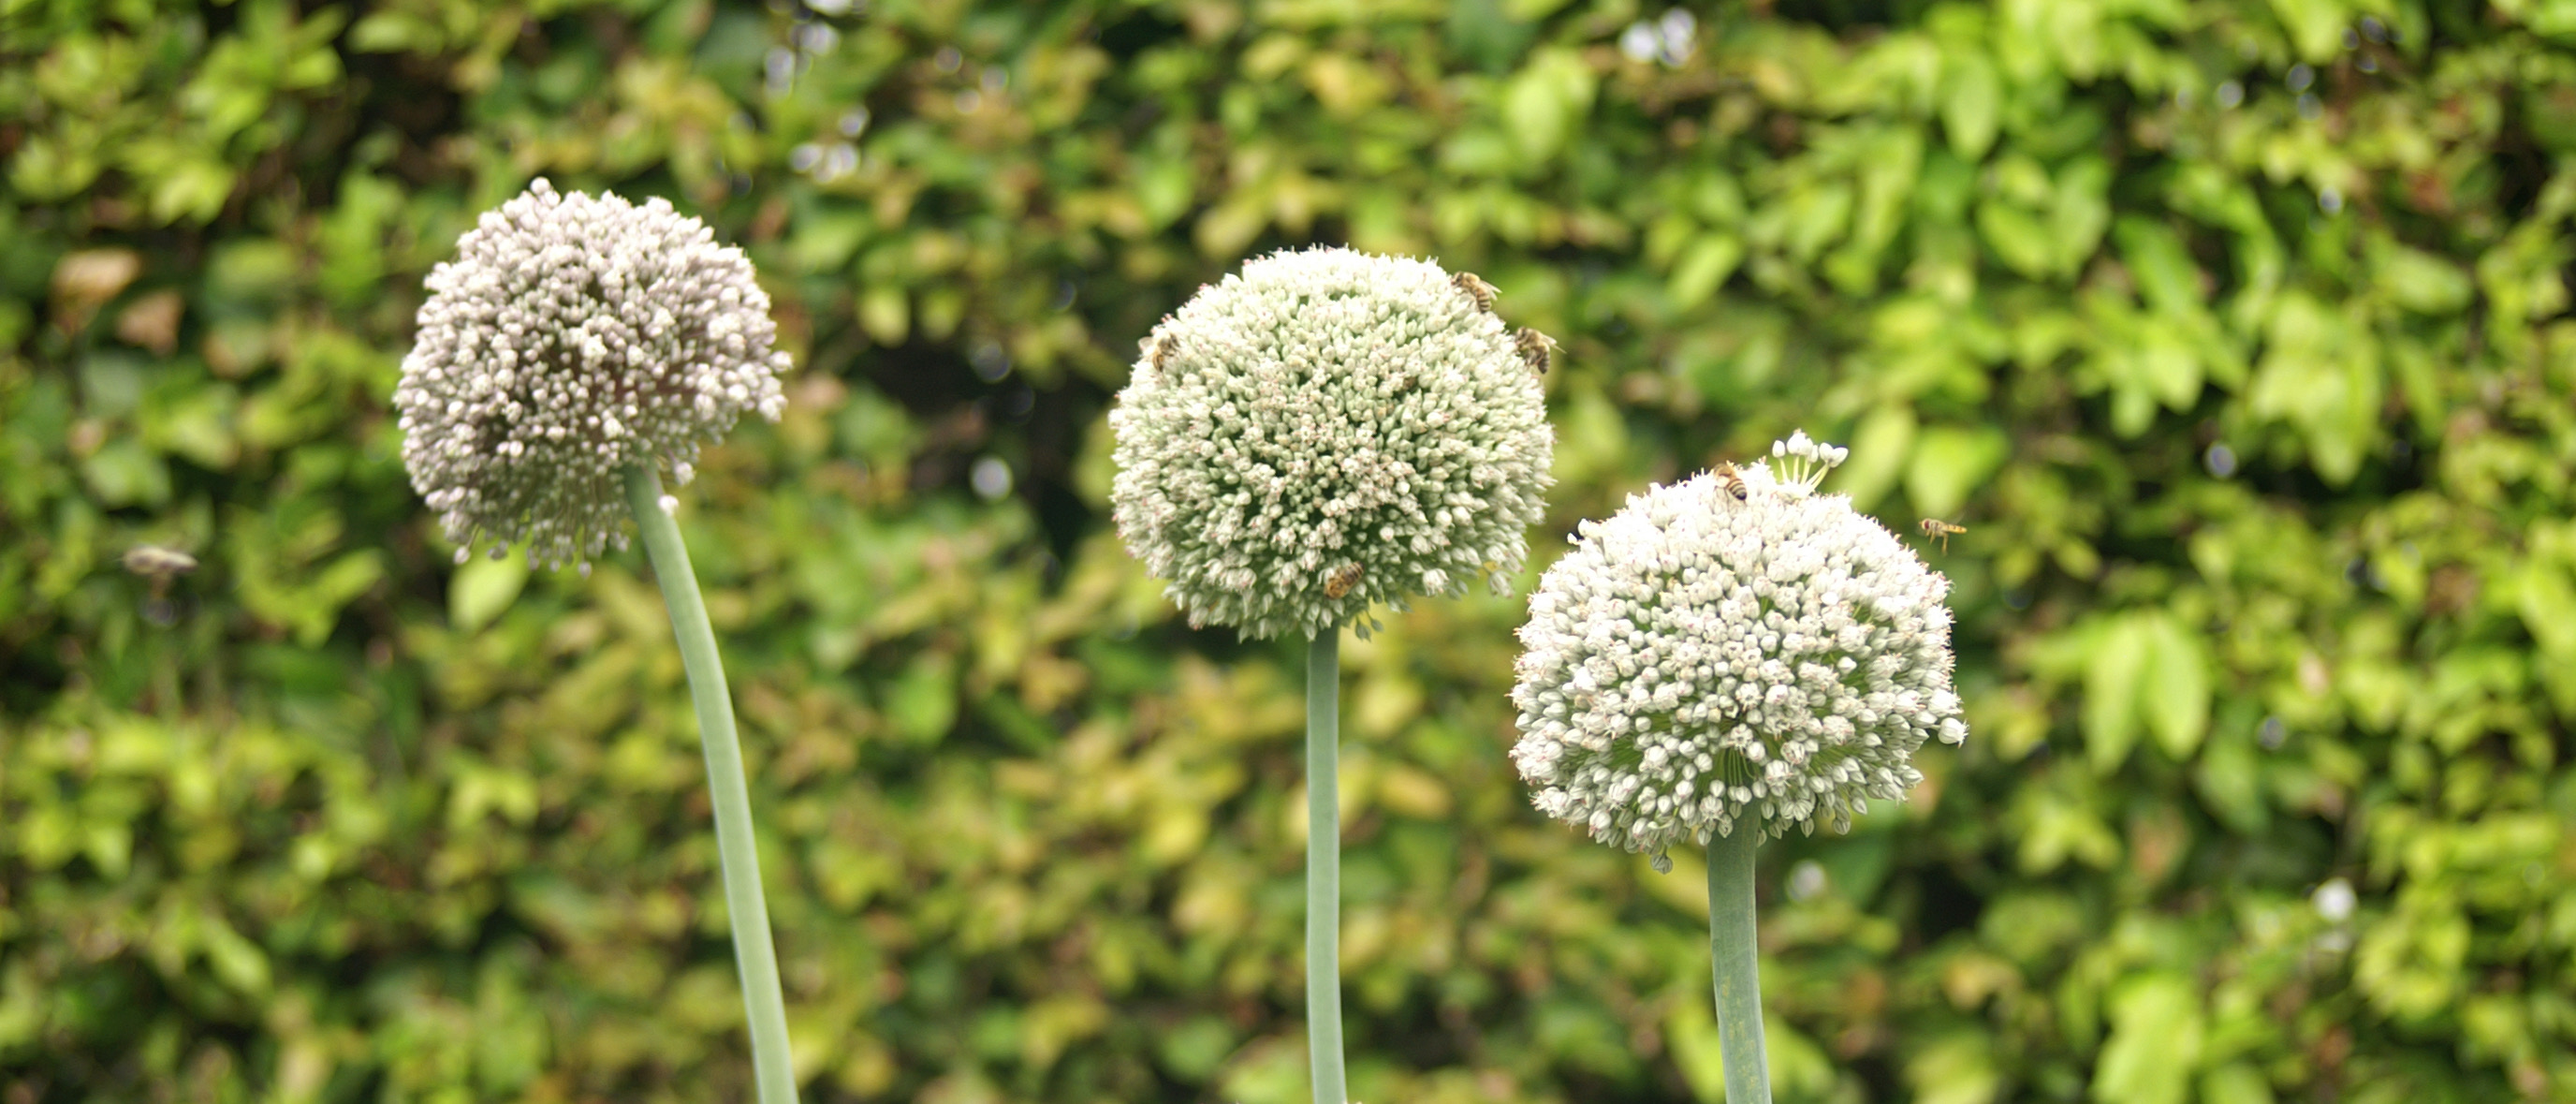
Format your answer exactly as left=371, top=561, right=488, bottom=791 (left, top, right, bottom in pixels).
left=4, top=0, right=2575, bottom=1101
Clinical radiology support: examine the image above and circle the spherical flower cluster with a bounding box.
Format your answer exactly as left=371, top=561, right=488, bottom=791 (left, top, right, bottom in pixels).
left=1510, top=432, right=1966, bottom=863
left=1108, top=246, right=1555, bottom=640
left=395, top=178, right=790, bottom=569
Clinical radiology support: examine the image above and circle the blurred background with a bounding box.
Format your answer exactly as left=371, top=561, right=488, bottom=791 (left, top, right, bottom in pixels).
left=4, top=0, right=2573, bottom=1100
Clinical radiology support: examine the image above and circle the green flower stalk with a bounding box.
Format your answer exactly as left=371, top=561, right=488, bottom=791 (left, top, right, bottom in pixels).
left=1509, top=432, right=1964, bottom=1102
left=1110, top=246, right=1555, bottom=1103
left=395, top=180, right=799, bottom=1103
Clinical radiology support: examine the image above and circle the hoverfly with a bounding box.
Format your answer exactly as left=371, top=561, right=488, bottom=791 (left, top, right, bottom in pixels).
left=122, top=546, right=198, bottom=577
left=123, top=545, right=198, bottom=606
left=1918, top=518, right=1966, bottom=552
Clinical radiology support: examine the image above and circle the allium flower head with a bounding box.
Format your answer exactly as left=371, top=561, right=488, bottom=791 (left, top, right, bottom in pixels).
left=1108, top=246, right=1555, bottom=640
left=1510, top=432, right=1965, bottom=862
left=395, top=178, right=790, bottom=569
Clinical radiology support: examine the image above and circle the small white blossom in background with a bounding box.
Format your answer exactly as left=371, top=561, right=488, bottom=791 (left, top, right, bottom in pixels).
left=1108, top=246, right=1555, bottom=640
left=1618, top=8, right=1698, bottom=66
left=395, top=179, right=791, bottom=570
left=1510, top=432, right=1966, bottom=865
left=2312, top=877, right=2356, bottom=922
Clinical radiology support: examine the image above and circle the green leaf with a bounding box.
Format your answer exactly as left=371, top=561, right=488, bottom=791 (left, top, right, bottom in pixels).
left=1779, top=181, right=1853, bottom=262
left=785, top=210, right=868, bottom=275
left=2093, top=973, right=2203, bottom=1104
left=1976, top=198, right=2056, bottom=278
left=1904, top=424, right=2008, bottom=520
left=2514, top=559, right=2576, bottom=658
left=2373, top=241, right=2473, bottom=315
left=2248, top=293, right=2380, bottom=484
left=1135, top=155, right=1195, bottom=230
left=449, top=552, right=530, bottom=634
left=858, top=286, right=909, bottom=345
left=1500, top=47, right=1597, bottom=164
left=2014, top=779, right=2123, bottom=873
left=296, top=551, right=385, bottom=646
left=1940, top=53, right=2000, bottom=158
left=79, top=436, right=171, bottom=507
left=8, top=133, right=104, bottom=199
left=2049, top=157, right=2113, bottom=274
left=2267, top=0, right=2348, bottom=59
left=2140, top=612, right=2211, bottom=759
left=887, top=652, right=958, bottom=743
left=1666, top=233, right=1742, bottom=309
left=1155, top=1016, right=1237, bottom=1081
left=141, top=382, right=240, bottom=470
left=2083, top=616, right=2148, bottom=773
left=2191, top=729, right=2271, bottom=834
left=2113, top=216, right=2206, bottom=315
left=1908, top=1033, right=2002, bottom=1104
left=196, top=908, right=274, bottom=997
left=349, top=10, right=440, bottom=52
left=1690, top=169, right=1747, bottom=225
left=202, top=240, right=298, bottom=314
left=1834, top=403, right=1916, bottom=510
left=2133, top=331, right=2203, bottom=409
left=2198, top=1062, right=2276, bottom=1104
left=147, top=157, right=235, bottom=225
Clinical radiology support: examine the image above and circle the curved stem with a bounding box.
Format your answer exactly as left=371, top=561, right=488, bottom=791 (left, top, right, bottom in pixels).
left=1706, top=825, right=1771, bottom=1104
left=623, top=465, right=799, bottom=1104
left=1305, top=630, right=1346, bottom=1104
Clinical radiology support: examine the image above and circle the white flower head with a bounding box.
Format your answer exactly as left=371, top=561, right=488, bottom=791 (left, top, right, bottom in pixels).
left=1108, top=246, right=1555, bottom=640
left=1509, top=434, right=1965, bottom=862
left=394, top=179, right=792, bottom=569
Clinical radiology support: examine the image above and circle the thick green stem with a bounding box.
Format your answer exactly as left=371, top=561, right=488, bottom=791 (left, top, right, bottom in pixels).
left=1305, top=631, right=1346, bottom=1104
left=1706, top=826, right=1771, bottom=1104
left=623, top=465, right=798, bottom=1104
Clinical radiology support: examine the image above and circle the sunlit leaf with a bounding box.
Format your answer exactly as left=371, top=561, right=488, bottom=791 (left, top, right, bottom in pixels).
left=2083, top=615, right=2149, bottom=773
left=450, top=552, right=530, bottom=634
left=2140, top=612, right=2211, bottom=759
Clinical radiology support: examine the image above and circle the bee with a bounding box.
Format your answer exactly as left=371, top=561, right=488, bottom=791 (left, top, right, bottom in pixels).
left=1454, top=271, right=1500, bottom=313
left=1714, top=462, right=1748, bottom=501
left=122, top=546, right=198, bottom=577
left=1918, top=518, right=1967, bottom=552
left=1140, top=330, right=1173, bottom=370
left=1324, top=563, right=1364, bottom=599
left=1512, top=327, right=1556, bottom=375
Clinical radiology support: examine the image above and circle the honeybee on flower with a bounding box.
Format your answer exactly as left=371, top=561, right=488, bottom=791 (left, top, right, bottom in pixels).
left=1454, top=271, right=1500, bottom=312
left=1714, top=462, right=1748, bottom=501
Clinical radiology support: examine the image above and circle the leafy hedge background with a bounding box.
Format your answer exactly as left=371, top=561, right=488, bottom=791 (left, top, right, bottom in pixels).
left=5, top=0, right=2575, bottom=1100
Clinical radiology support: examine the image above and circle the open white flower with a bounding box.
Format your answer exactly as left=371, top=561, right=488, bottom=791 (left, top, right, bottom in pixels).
left=1108, top=246, right=1555, bottom=639
left=1510, top=432, right=1965, bottom=861
left=395, top=178, right=790, bottom=569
